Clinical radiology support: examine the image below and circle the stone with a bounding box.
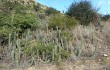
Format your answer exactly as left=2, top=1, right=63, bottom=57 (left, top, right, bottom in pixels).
left=103, top=54, right=108, bottom=57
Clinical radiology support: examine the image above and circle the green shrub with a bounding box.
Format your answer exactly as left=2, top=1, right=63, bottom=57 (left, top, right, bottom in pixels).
left=0, top=12, right=38, bottom=38
left=0, top=13, right=13, bottom=37
left=34, top=3, right=41, bottom=11
left=47, top=14, right=78, bottom=30
left=24, top=42, right=70, bottom=63
left=13, top=13, right=38, bottom=31
left=0, top=13, right=12, bottom=27
left=0, top=0, right=39, bottom=43
left=60, top=30, right=73, bottom=41
left=0, top=26, right=13, bottom=37
left=101, top=14, right=110, bottom=21
left=66, top=0, right=99, bottom=26
left=45, top=7, right=60, bottom=15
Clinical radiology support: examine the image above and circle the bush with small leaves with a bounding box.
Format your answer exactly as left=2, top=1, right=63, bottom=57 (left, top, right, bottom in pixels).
left=13, top=13, right=38, bottom=31
left=60, top=30, right=73, bottom=41
left=101, top=14, right=110, bottom=21
left=34, top=3, right=42, bottom=11
left=45, top=7, right=60, bottom=15
left=0, top=13, right=12, bottom=27
left=66, top=0, right=99, bottom=26
left=47, top=14, right=78, bottom=30
left=0, top=12, right=38, bottom=41
left=24, top=42, right=70, bottom=63
left=0, top=26, right=13, bottom=37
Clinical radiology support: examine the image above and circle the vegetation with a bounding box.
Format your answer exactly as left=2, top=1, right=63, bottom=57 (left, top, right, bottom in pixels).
left=7, top=27, right=71, bottom=65
left=47, top=14, right=78, bottom=30
left=101, top=14, right=110, bottom=21
left=24, top=42, right=70, bottom=62
left=66, top=0, right=99, bottom=26
left=0, top=0, right=39, bottom=37
left=0, top=1, right=34, bottom=14
left=13, top=13, right=38, bottom=31
left=45, top=7, right=60, bottom=15
left=34, top=3, right=42, bottom=11
left=0, top=13, right=38, bottom=37
left=1, top=0, right=110, bottom=70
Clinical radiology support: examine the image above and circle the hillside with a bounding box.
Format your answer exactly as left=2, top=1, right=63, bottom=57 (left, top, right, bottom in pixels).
left=0, top=0, right=35, bottom=4
left=0, top=0, right=110, bottom=70
left=0, top=0, right=61, bottom=17
left=0, top=0, right=49, bottom=13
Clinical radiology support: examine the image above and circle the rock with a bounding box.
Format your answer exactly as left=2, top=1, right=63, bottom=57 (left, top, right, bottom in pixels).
left=103, top=54, right=108, bottom=57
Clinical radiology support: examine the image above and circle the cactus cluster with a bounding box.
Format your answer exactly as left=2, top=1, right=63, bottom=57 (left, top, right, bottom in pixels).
left=7, top=26, right=73, bottom=66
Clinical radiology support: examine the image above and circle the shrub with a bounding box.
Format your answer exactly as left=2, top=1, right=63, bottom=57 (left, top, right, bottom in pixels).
left=45, top=7, right=60, bottom=15
left=0, top=13, right=14, bottom=37
left=24, top=42, right=70, bottom=63
left=66, top=0, right=99, bottom=26
left=60, top=30, right=73, bottom=41
left=0, top=26, right=13, bottom=37
left=13, top=13, right=38, bottom=31
left=0, top=1, right=39, bottom=43
left=101, top=14, right=110, bottom=21
left=34, top=3, right=41, bottom=11
left=47, top=14, right=78, bottom=30
left=0, top=13, right=12, bottom=27
left=0, top=12, right=38, bottom=38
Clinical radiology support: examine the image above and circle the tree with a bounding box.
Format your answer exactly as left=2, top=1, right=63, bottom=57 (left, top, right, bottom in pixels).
left=66, top=0, right=100, bottom=26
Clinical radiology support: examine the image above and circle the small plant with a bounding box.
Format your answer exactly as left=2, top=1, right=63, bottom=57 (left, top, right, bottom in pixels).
left=0, top=26, right=13, bottom=37
left=60, top=30, right=73, bottom=41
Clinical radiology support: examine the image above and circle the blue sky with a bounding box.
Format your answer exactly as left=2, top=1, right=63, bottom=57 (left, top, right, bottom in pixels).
left=36, top=0, right=110, bottom=15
